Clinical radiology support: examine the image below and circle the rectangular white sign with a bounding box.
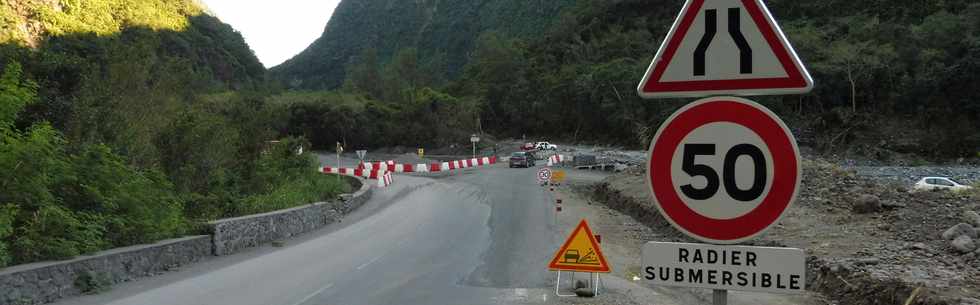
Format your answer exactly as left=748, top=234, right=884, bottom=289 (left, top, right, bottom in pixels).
left=641, top=242, right=805, bottom=294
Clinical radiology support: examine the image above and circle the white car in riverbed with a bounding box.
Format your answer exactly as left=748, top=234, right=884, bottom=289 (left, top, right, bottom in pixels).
left=912, top=177, right=973, bottom=192
left=534, top=142, right=558, bottom=150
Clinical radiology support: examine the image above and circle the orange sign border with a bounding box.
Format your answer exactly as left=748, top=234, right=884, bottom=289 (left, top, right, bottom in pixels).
left=548, top=219, right=611, bottom=273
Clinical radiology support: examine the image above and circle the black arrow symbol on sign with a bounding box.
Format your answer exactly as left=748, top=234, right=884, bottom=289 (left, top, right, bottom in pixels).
left=693, top=8, right=752, bottom=76
left=728, top=8, right=752, bottom=74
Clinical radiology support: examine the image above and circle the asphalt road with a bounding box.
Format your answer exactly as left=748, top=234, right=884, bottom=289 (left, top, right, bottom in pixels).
left=57, top=163, right=573, bottom=305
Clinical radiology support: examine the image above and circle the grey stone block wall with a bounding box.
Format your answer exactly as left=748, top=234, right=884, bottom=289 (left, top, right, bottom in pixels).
left=208, top=176, right=373, bottom=255
left=0, top=235, right=211, bottom=305
left=0, top=176, right=372, bottom=305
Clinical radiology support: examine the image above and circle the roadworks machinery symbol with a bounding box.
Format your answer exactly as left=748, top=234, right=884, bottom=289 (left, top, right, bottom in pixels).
left=548, top=219, right=611, bottom=273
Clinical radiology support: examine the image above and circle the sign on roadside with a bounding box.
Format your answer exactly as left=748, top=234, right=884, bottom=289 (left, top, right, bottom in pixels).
left=537, top=168, right=552, bottom=184
left=636, top=0, right=812, bottom=98
left=633, top=0, right=810, bottom=302
left=356, top=150, right=367, bottom=161
left=548, top=219, right=610, bottom=273
left=645, top=97, right=800, bottom=244
left=417, top=148, right=424, bottom=158
left=550, top=170, right=566, bottom=183
left=641, top=242, right=804, bottom=294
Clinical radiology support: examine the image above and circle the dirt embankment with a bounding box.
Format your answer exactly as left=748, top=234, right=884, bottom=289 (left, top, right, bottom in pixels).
left=588, top=159, right=980, bottom=305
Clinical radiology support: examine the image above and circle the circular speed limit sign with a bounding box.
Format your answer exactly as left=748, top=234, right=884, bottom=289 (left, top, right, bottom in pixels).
left=537, top=168, right=552, bottom=183
left=646, top=97, right=800, bottom=244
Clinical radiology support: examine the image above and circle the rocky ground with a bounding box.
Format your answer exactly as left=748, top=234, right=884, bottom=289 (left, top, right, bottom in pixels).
left=549, top=169, right=824, bottom=305
left=589, top=158, right=980, bottom=305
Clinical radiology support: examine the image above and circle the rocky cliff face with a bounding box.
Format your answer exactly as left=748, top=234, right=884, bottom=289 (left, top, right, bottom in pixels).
left=270, top=0, right=575, bottom=89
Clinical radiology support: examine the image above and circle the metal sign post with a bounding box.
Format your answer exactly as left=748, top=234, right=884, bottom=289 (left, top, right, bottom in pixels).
left=470, top=134, right=480, bottom=158
left=336, top=142, right=343, bottom=182
left=549, top=220, right=608, bottom=298
left=713, top=289, right=727, bottom=305
left=634, top=0, right=812, bottom=302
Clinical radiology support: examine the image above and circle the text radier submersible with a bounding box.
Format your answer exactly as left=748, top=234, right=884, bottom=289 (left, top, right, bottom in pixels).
left=642, top=242, right=805, bottom=294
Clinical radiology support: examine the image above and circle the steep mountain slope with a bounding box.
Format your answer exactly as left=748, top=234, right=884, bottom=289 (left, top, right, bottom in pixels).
left=0, top=0, right=347, bottom=268
left=270, top=0, right=575, bottom=90
left=0, top=0, right=265, bottom=156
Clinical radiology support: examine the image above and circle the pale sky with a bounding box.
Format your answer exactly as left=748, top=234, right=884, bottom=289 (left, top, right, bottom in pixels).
left=201, top=0, right=342, bottom=68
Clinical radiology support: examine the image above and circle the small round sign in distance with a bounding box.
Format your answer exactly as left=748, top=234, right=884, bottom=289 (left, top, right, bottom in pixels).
left=537, top=167, right=552, bottom=183
left=645, top=96, right=800, bottom=244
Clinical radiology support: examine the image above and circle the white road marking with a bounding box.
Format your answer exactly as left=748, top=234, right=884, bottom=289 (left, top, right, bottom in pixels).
left=290, top=282, right=333, bottom=305
left=356, top=255, right=382, bottom=270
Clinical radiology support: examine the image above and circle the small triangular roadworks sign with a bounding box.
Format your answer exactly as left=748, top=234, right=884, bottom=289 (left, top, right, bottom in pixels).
left=637, top=0, right=813, bottom=98
left=548, top=219, right=610, bottom=273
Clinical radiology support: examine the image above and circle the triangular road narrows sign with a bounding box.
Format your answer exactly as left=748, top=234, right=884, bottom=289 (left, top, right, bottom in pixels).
left=637, top=0, right=813, bottom=98
left=548, top=219, right=610, bottom=273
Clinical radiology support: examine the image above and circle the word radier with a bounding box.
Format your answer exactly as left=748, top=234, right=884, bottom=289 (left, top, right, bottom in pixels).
left=642, top=242, right=804, bottom=294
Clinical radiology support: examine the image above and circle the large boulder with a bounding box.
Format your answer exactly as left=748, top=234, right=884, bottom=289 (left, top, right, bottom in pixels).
left=964, top=210, right=980, bottom=228
left=851, top=194, right=881, bottom=214
left=943, top=223, right=978, bottom=240
left=952, top=235, right=977, bottom=253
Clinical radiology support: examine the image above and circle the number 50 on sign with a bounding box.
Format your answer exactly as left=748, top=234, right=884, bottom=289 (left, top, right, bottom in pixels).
left=645, top=97, right=800, bottom=244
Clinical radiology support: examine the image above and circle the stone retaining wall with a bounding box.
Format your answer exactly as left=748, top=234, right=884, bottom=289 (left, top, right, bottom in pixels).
left=208, top=176, right=371, bottom=255
left=0, top=235, right=211, bottom=305
left=0, top=176, right=373, bottom=305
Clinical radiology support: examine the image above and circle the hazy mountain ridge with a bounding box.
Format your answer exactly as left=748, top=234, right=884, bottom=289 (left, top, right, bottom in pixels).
left=270, top=0, right=576, bottom=90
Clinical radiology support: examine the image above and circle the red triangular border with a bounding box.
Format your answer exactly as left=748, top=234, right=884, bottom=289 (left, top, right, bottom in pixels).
left=548, top=219, right=611, bottom=273
left=639, top=0, right=809, bottom=95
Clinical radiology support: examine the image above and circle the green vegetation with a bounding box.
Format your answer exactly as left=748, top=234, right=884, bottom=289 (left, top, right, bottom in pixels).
left=271, top=49, right=481, bottom=149
left=270, top=0, right=576, bottom=89
left=2, top=0, right=977, bottom=269
left=0, top=1, right=346, bottom=267
left=274, top=0, right=980, bottom=161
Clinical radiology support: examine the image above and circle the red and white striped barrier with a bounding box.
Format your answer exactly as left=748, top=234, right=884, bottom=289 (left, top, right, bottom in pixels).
left=323, top=155, right=500, bottom=188
left=381, top=171, right=393, bottom=187
left=426, top=156, right=496, bottom=172
left=357, top=156, right=498, bottom=173
left=320, top=166, right=392, bottom=187
left=547, top=155, right=567, bottom=166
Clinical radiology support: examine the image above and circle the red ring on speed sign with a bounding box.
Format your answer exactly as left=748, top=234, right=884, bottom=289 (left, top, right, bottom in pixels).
left=646, top=97, right=800, bottom=244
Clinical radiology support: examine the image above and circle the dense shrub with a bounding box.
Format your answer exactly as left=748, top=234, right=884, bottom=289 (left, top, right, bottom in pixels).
left=61, top=145, right=187, bottom=246
left=11, top=205, right=105, bottom=263
left=1, top=60, right=349, bottom=265
left=238, top=138, right=349, bottom=215
left=0, top=1, right=358, bottom=267
left=0, top=204, right=15, bottom=267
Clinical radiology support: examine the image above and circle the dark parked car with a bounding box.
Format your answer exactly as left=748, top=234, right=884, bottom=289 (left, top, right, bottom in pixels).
left=509, top=152, right=535, bottom=168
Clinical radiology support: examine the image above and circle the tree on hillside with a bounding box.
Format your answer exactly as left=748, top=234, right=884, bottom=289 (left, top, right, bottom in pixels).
left=347, top=48, right=383, bottom=99
left=458, top=32, right=528, bottom=133
left=813, top=17, right=896, bottom=113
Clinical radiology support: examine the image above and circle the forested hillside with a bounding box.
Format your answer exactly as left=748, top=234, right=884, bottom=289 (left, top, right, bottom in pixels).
left=270, top=0, right=576, bottom=90
left=459, top=0, right=980, bottom=159
left=276, top=0, right=980, bottom=161
left=0, top=0, right=345, bottom=267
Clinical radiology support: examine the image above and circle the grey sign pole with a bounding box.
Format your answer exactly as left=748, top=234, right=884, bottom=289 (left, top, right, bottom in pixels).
left=336, top=142, right=342, bottom=182
left=713, top=289, right=727, bottom=305
left=470, top=134, right=480, bottom=158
